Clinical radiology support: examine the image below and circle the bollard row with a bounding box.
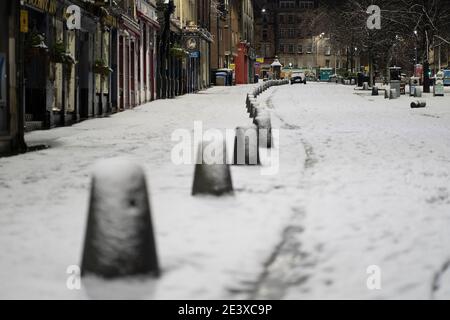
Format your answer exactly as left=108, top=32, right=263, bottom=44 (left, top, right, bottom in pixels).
left=80, top=80, right=288, bottom=279
left=250, top=79, right=289, bottom=99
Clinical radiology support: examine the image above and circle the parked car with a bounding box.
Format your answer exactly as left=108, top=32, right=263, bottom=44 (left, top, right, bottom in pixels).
left=329, top=74, right=343, bottom=83
left=290, top=72, right=307, bottom=84
left=443, top=69, right=450, bottom=86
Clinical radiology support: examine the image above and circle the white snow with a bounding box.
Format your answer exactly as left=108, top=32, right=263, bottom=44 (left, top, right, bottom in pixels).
left=0, top=84, right=305, bottom=299
left=1, top=82, right=450, bottom=300
left=257, top=83, right=450, bottom=300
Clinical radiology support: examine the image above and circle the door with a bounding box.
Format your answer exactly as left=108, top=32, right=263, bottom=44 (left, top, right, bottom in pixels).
left=0, top=53, right=7, bottom=134
left=78, top=31, right=93, bottom=119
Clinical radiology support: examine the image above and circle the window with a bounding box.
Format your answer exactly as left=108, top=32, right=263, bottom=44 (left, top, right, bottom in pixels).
left=297, top=44, right=303, bottom=53
left=279, top=44, right=285, bottom=53
left=325, top=46, right=331, bottom=56
left=288, top=29, right=295, bottom=38
left=280, top=1, right=295, bottom=9
left=298, top=1, right=314, bottom=9
left=325, top=59, right=330, bottom=68
left=306, top=43, right=312, bottom=53
left=289, top=44, right=294, bottom=53
left=288, top=15, right=294, bottom=24
left=262, top=29, right=267, bottom=41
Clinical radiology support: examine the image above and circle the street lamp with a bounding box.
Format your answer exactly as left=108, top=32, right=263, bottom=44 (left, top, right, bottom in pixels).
left=316, top=33, right=325, bottom=69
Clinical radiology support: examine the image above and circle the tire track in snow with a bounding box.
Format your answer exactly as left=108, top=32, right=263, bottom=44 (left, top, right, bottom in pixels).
left=245, top=88, right=319, bottom=299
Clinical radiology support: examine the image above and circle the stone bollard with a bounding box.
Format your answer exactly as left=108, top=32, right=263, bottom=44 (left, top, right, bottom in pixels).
left=254, top=115, right=272, bottom=148
left=245, top=94, right=252, bottom=111
left=247, top=96, right=256, bottom=113
left=192, top=138, right=233, bottom=196
left=249, top=101, right=260, bottom=118
left=81, top=158, right=159, bottom=278
left=372, top=86, right=379, bottom=96
left=414, top=87, right=422, bottom=97
left=363, top=82, right=369, bottom=90
left=252, top=105, right=269, bottom=119
left=233, top=125, right=260, bottom=165
left=384, top=89, right=389, bottom=99
left=389, top=89, right=397, bottom=99
left=248, top=98, right=258, bottom=113
left=410, top=100, right=426, bottom=108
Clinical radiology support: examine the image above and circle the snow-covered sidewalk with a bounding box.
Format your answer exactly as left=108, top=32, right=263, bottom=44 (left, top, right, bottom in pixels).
left=0, top=84, right=306, bottom=299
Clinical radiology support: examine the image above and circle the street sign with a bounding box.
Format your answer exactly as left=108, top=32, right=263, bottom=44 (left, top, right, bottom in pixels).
left=189, top=51, right=200, bottom=58
left=20, top=10, right=29, bottom=33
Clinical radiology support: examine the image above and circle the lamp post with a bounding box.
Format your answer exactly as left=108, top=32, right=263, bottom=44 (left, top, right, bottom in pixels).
left=316, top=32, right=324, bottom=70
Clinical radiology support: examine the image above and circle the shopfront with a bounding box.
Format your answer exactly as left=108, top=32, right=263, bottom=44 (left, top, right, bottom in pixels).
left=0, top=1, right=16, bottom=154
left=21, top=0, right=57, bottom=130
left=136, top=0, right=159, bottom=104
left=118, top=14, right=141, bottom=110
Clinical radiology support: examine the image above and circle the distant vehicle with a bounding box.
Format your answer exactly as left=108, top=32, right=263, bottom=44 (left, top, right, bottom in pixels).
left=290, top=72, right=307, bottom=84
left=329, top=74, right=343, bottom=83
left=443, top=69, right=450, bottom=86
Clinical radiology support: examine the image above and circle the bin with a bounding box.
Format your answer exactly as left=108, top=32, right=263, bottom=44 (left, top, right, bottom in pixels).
left=215, top=72, right=227, bottom=86
left=410, top=77, right=419, bottom=96
left=434, top=71, right=445, bottom=96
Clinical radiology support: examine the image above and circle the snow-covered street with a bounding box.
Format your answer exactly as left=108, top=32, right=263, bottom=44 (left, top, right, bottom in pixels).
left=1, top=82, right=450, bottom=299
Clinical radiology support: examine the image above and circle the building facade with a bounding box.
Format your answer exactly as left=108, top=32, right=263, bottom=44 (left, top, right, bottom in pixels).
left=0, top=1, right=23, bottom=155
left=254, top=0, right=360, bottom=78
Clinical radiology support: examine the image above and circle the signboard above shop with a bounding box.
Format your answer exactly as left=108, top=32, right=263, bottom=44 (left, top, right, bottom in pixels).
left=189, top=51, right=200, bottom=59
left=24, top=0, right=57, bottom=15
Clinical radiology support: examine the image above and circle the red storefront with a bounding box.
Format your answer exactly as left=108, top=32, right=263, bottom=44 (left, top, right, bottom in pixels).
left=235, top=41, right=249, bottom=84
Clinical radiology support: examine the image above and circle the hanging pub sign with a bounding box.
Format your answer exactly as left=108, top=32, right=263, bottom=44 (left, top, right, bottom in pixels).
left=24, top=0, right=57, bottom=15
left=20, top=10, right=29, bottom=33
left=66, top=5, right=81, bottom=30
left=102, top=15, right=118, bottom=29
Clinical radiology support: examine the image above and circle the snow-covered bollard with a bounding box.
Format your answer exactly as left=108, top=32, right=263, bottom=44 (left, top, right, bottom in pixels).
left=254, top=115, right=272, bottom=148
left=248, top=97, right=257, bottom=114
left=246, top=94, right=255, bottom=112
left=363, top=82, right=369, bottom=90
left=249, top=101, right=260, bottom=118
left=233, top=125, right=260, bottom=165
left=410, top=100, right=426, bottom=108
left=81, top=158, right=159, bottom=278
left=251, top=104, right=269, bottom=119
left=192, top=138, right=233, bottom=196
